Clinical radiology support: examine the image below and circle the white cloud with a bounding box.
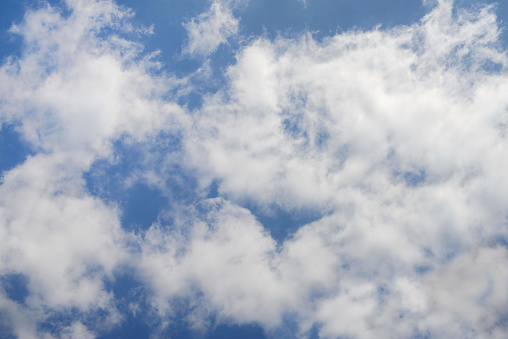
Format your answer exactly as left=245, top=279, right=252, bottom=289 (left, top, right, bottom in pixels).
left=419, top=247, right=508, bottom=338
left=0, top=293, right=39, bottom=339
left=187, top=0, right=508, bottom=212
left=1, top=1, right=186, bottom=157
left=0, top=0, right=185, bottom=336
left=0, top=156, right=125, bottom=309
left=174, top=0, right=508, bottom=337
left=3, top=0, right=508, bottom=338
left=138, top=199, right=291, bottom=330
left=183, top=0, right=241, bottom=57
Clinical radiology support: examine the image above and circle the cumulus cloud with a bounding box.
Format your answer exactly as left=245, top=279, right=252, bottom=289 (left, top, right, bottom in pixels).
left=0, top=0, right=185, bottom=336
left=176, top=0, right=508, bottom=337
left=138, top=199, right=289, bottom=329
left=188, top=1, right=508, bottom=211
left=3, top=0, right=508, bottom=338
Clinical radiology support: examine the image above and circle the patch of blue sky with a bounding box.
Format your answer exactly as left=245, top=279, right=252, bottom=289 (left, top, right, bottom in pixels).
left=37, top=310, right=86, bottom=338
left=479, top=58, right=504, bottom=73
left=242, top=0, right=426, bottom=41
left=376, top=284, right=390, bottom=304
left=0, top=273, right=29, bottom=305
left=391, top=168, right=427, bottom=187
left=118, top=182, right=168, bottom=231
left=282, top=115, right=310, bottom=141
left=136, top=320, right=267, bottom=339
left=0, top=124, right=35, bottom=176
left=98, top=316, right=151, bottom=339
left=403, top=169, right=426, bottom=187
left=498, top=1, right=508, bottom=47
left=116, top=0, right=209, bottom=74
left=308, top=324, right=321, bottom=339
left=0, top=328, right=15, bottom=339
left=179, top=43, right=240, bottom=110
left=494, top=234, right=508, bottom=248
left=84, top=134, right=197, bottom=231
left=413, top=265, right=433, bottom=275
left=99, top=291, right=268, bottom=339
left=268, top=313, right=301, bottom=339
left=204, top=177, right=325, bottom=244
left=205, top=177, right=221, bottom=199
left=237, top=200, right=325, bottom=244
left=100, top=271, right=152, bottom=339
left=205, top=323, right=266, bottom=339
left=0, top=0, right=25, bottom=61
left=283, top=121, right=330, bottom=151
left=494, top=313, right=508, bottom=332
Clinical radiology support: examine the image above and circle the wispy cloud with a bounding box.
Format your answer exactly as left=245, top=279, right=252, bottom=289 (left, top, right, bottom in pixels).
left=183, top=0, right=246, bottom=57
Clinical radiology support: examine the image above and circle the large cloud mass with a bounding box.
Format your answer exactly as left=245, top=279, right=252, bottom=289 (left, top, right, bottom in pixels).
left=2, top=0, right=508, bottom=338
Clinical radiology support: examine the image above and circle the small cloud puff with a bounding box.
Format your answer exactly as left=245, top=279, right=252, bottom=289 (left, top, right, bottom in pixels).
left=183, top=1, right=240, bottom=57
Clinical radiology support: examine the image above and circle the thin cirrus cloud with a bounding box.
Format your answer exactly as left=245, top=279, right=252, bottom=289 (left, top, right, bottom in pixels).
left=1, top=0, right=508, bottom=338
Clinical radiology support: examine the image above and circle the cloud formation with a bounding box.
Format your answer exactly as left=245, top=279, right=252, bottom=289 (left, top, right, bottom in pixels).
left=0, top=0, right=184, bottom=337
left=183, top=0, right=245, bottom=57
left=2, top=0, right=508, bottom=338
left=179, top=1, right=508, bottom=337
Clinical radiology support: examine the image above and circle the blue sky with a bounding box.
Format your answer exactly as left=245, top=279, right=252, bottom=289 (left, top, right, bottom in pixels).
left=2, top=0, right=508, bottom=338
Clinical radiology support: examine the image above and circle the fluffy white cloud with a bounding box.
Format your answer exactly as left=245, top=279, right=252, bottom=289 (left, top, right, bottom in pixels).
left=3, top=0, right=508, bottom=338
left=138, top=199, right=291, bottom=329
left=0, top=155, right=125, bottom=309
left=0, top=0, right=185, bottom=336
left=1, top=1, right=185, bottom=156
left=175, top=0, right=508, bottom=337
left=187, top=0, right=508, bottom=211
left=183, top=0, right=243, bottom=57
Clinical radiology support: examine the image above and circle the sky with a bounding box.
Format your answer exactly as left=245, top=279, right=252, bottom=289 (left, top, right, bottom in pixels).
left=2, top=0, right=508, bottom=338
